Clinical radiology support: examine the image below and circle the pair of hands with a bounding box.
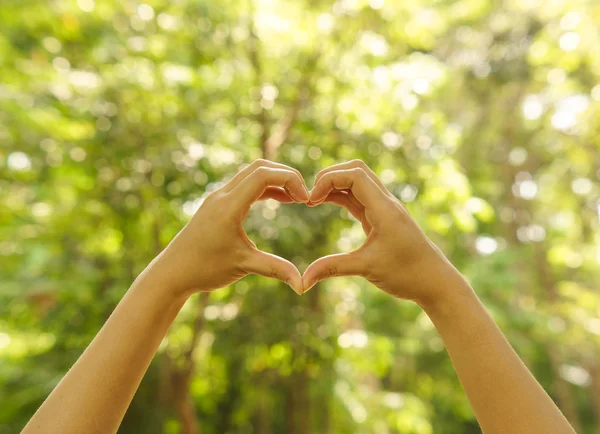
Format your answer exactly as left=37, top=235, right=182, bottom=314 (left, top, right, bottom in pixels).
left=25, top=159, right=576, bottom=434
left=146, top=159, right=463, bottom=308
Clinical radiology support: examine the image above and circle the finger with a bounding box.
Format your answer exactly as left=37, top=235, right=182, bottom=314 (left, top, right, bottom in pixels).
left=308, top=190, right=373, bottom=233
left=258, top=187, right=296, bottom=203
left=302, top=251, right=366, bottom=293
left=231, top=167, right=309, bottom=214
left=224, top=159, right=305, bottom=193
left=318, top=191, right=373, bottom=233
left=309, top=168, right=387, bottom=209
left=311, top=191, right=364, bottom=221
left=243, top=249, right=303, bottom=295
left=313, top=160, right=393, bottom=199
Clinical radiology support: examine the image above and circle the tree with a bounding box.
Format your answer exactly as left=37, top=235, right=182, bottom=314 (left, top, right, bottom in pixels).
left=1, top=0, right=599, bottom=433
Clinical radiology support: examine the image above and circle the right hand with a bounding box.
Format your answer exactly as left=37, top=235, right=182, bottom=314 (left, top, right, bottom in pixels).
left=303, top=160, right=468, bottom=308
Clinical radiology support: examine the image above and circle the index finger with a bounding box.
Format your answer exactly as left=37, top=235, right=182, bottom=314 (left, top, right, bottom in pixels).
left=223, top=159, right=304, bottom=193
left=309, top=168, right=388, bottom=209
left=230, top=166, right=309, bottom=214
left=313, top=159, right=392, bottom=198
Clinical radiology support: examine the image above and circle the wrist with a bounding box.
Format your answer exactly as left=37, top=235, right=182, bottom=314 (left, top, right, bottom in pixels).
left=415, top=265, right=477, bottom=321
left=133, top=262, right=191, bottom=308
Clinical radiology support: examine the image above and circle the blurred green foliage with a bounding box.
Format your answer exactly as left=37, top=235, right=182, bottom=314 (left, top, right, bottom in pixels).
left=1, top=0, right=600, bottom=433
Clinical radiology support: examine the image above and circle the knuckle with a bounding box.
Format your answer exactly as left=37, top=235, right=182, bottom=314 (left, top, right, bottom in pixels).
left=270, top=267, right=281, bottom=279
left=253, top=166, right=270, bottom=178
left=351, top=167, right=367, bottom=178
left=350, top=159, right=367, bottom=169
left=288, top=166, right=302, bottom=177
left=327, top=266, right=339, bottom=277
left=314, top=168, right=327, bottom=180
left=204, top=190, right=222, bottom=205
left=253, top=158, right=268, bottom=167
left=322, top=171, right=335, bottom=182
left=292, top=173, right=304, bottom=186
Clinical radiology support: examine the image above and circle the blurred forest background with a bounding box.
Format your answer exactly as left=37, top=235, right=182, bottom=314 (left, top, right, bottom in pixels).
left=1, top=0, right=600, bottom=433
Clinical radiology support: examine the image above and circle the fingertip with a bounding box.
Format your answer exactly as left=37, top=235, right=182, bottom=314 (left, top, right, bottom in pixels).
left=301, top=271, right=318, bottom=293
left=291, top=185, right=309, bottom=203
left=301, top=185, right=310, bottom=202
left=288, top=275, right=303, bottom=295
left=306, top=190, right=323, bottom=205
left=309, top=189, right=325, bottom=203
left=284, top=265, right=303, bottom=295
left=301, top=278, right=316, bottom=294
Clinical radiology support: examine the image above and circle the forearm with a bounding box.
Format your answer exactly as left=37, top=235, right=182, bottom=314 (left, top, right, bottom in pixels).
left=420, top=274, right=575, bottom=434
left=21, top=160, right=308, bottom=434
left=22, top=272, right=187, bottom=434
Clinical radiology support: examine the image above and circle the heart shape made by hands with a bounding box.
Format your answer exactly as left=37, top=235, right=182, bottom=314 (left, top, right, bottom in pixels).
left=247, top=197, right=362, bottom=288
left=246, top=163, right=377, bottom=295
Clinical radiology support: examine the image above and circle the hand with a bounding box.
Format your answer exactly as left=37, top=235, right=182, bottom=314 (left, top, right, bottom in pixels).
left=143, top=159, right=309, bottom=298
left=303, top=160, right=466, bottom=308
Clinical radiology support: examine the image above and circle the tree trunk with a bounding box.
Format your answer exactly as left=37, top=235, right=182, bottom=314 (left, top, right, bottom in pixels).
left=588, top=362, right=600, bottom=434
left=256, top=384, right=272, bottom=434
left=547, top=350, right=582, bottom=433
left=287, top=372, right=310, bottom=434
left=174, top=391, right=201, bottom=434
left=492, top=89, right=583, bottom=432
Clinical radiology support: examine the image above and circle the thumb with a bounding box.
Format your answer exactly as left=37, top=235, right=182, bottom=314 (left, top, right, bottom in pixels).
left=243, top=249, right=303, bottom=295
left=302, top=252, right=365, bottom=293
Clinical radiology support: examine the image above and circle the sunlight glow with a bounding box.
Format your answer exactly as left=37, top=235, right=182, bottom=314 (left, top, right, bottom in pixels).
left=400, top=185, right=418, bottom=202
left=383, top=392, right=404, bottom=409
left=571, top=178, right=592, bottom=195
left=551, top=94, right=589, bottom=131
left=586, top=318, right=600, bottom=335
left=137, top=4, right=155, bottom=21
left=522, top=95, right=543, bottom=120
left=0, top=333, right=11, bottom=351
left=182, top=198, right=205, bottom=217
left=361, top=32, right=388, bottom=56
left=69, top=71, right=102, bottom=90
left=516, top=180, right=538, bottom=199
left=475, top=236, right=497, bottom=255
left=7, top=152, right=31, bottom=171
left=187, top=143, right=205, bottom=161
left=560, top=364, right=591, bottom=387
left=338, top=329, right=369, bottom=349
left=317, top=13, right=334, bottom=33
left=509, top=147, right=528, bottom=165
left=77, top=0, right=94, bottom=12
left=560, top=12, right=581, bottom=30
left=162, top=64, right=194, bottom=85
left=42, top=37, right=61, bottom=53
left=559, top=32, right=580, bottom=51
left=381, top=132, right=402, bottom=150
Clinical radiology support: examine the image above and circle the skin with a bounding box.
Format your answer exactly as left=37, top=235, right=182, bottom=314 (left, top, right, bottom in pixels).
left=22, top=159, right=308, bottom=434
left=304, top=160, right=576, bottom=434
left=22, top=159, right=575, bottom=434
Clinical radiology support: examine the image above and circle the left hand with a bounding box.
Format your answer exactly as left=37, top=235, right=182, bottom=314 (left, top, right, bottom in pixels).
left=141, top=159, right=309, bottom=298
